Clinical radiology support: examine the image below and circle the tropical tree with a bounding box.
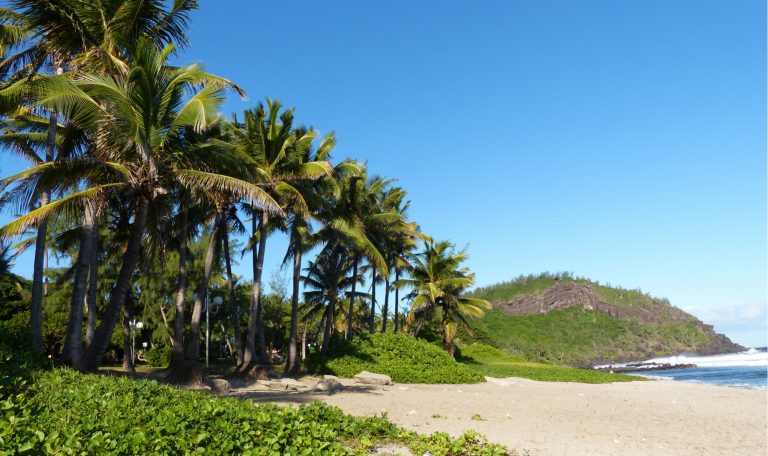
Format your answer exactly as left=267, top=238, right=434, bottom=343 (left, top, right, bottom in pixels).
left=0, top=41, right=275, bottom=371
left=280, top=127, right=335, bottom=372
left=400, top=240, right=491, bottom=357
left=302, top=245, right=363, bottom=351
left=217, top=101, right=330, bottom=375
left=0, top=0, right=201, bottom=354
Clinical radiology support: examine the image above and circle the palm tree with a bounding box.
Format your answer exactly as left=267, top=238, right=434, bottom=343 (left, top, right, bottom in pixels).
left=302, top=244, right=364, bottom=351
left=399, top=240, right=491, bottom=357
left=0, top=0, right=201, bottom=354
left=218, top=101, right=330, bottom=374
left=281, top=129, right=335, bottom=372
left=0, top=41, right=275, bottom=371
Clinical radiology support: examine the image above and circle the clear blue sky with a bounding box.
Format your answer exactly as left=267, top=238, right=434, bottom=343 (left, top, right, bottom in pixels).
left=3, top=0, right=766, bottom=346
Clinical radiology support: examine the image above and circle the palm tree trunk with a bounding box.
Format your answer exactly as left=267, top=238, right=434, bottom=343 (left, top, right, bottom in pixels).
left=368, top=269, right=376, bottom=332
left=62, top=202, right=97, bottom=369
left=286, top=249, right=301, bottom=373
left=243, top=211, right=268, bottom=368
left=84, top=209, right=100, bottom=348
left=82, top=197, right=149, bottom=372
left=221, top=215, right=241, bottom=367
left=321, top=297, right=336, bottom=352
left=29, top=112, right=57, bottom=353
left=186, top=210, right=223, bottom=362
left=346, top=256, right=358, bottom=339
left=394, top=270, right=400, bottom=333
left=382, top=276, right=390, bottom=333
left=301, top=321, right=307, bottom=360
left=170, top=193, right=190, bottom=368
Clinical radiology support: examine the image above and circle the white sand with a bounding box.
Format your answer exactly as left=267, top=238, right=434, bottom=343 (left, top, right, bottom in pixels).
left=234, top=377, right=768, bottom=455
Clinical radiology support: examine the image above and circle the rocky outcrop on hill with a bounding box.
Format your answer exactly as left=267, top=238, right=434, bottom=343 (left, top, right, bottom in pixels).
left=492, top=280, right=744, bottom=356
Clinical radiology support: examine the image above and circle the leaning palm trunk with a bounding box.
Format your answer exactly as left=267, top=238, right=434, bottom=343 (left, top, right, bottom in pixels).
left=170, top=195, right=190, bottom=368
left=321, top=297, right=336, bottom=352
left=381, top=276, right=390, bottom=333
left=29, top=112, right=57, bottom=352
left=242, top=211, right=268, bottom=370
left=185, top=211, right=223, bottom=362
left=286, top=250, right=301, bottom=373
left=393, top=270, right=400, bottom=333
left=368, top=269, right=376, bottom=332
left=84, top=210, right=100, bottom=348
left=61, top=202, right=97, bottom=369
left=221, top=219, right=241, bottom=366
left=346, top=256, right=358, bottom=339
left=82, top=198, right=149, bottom=372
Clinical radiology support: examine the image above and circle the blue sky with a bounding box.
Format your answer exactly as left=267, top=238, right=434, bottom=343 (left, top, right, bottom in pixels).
left=2, top=0, right=766, bottom=346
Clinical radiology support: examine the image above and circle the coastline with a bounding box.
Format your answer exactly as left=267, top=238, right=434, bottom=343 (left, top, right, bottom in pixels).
left=235, top=376, right=768, bottom=455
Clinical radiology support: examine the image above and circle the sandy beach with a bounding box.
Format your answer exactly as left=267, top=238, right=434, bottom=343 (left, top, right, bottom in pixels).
left=233, top=377, right=767, bottom=455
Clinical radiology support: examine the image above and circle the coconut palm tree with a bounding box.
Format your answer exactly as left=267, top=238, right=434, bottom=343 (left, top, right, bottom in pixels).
left=302, top=244, right=364, bottom=351
left=0, top=41, right=276, bottom=371
left=400, top=240, right=491, bottom=357
left=281, top=129, right=335, bottom=372
left=0, top=0, right=201, bottom=353
left=217, top=101, right=330, bottom=374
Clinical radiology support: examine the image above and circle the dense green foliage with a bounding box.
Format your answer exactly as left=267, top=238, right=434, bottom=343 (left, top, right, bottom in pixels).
left=0, top=368, right=512, bottom=455
left=144, top=345, right=171, bottom=368
left=457, top=343, right=641, bottom=384
left=463, top=307, right=710, bottom=365
left=306, top=332, right=484, bottom=384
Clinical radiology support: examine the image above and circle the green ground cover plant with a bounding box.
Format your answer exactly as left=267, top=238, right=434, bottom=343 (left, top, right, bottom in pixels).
left=0, top=367, right=512, bottom=455
left=305, top=332, right=484, bottom=384
left=457, top=343, right=642, bottom=384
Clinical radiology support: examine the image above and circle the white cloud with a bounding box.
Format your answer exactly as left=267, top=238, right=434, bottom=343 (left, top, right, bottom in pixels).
left=683, top=302, right=768, bottom=345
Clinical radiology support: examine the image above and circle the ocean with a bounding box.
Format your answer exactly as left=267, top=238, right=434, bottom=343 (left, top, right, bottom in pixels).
left=635, top=348, right=768, bottom=389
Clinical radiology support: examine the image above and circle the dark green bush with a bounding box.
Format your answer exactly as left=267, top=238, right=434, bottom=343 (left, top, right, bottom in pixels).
left=305, top=332, right=485, bottom=384
left=144, top=345, right=171, bottom=367
left=0, top=368, right=512, bottom=455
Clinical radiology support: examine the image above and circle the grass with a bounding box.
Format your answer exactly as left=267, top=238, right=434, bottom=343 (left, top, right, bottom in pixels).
left=457, top=343, right=643, bottom=384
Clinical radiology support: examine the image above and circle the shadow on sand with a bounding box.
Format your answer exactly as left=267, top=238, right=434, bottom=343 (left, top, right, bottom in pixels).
left=231, top=383, right=384, bottom=405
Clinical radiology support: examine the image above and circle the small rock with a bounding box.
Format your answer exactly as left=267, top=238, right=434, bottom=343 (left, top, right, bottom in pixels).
left=398, top=386, right=410, bottom=391
left=207, top=378, right=230, bottom=395
left=407, top=409, right=417, bottom=415
left=314, top=379, right=344, bottom=393
left=354, top=371, right=393, bottom=386
left=322, top=375, right=339, bottom=381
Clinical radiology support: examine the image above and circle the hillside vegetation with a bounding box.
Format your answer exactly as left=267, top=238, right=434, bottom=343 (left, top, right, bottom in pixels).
left=463, top=273, right=742, bottom=365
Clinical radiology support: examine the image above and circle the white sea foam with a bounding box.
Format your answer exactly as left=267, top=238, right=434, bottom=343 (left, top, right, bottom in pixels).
left=643, top=350, right=768, bottom=368
left=594, top=349, right=768, bottom=370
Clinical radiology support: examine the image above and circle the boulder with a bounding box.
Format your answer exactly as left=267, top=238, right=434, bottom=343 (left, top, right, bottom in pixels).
left=354, top=371, right=393, bottom=386
left=314, top=378, right=344, bottom=393
left=207, top=378, right=230, bottom=395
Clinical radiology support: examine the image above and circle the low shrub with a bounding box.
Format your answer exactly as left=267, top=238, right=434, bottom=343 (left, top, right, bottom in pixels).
left=144, top=345, right=171, bottom=367
left=305, top=332, right=485, bottom=384
left=0, top=315, right=49, bottom=398
left=457, top=343, right=525, bottom=363
left=0, top=368, right=513, bottom=455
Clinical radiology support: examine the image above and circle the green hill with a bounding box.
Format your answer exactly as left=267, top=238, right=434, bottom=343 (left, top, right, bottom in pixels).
left=462, top=273, right=742, bottom=366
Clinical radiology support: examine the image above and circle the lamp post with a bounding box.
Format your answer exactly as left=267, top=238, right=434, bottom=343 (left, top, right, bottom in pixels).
left=129, top=320, right=143, bottom=364
left=206, top=295, right=223, bottom=368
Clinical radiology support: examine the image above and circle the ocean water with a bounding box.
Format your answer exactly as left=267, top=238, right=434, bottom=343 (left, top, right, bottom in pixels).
left=636, top=348, right=768, bottom=389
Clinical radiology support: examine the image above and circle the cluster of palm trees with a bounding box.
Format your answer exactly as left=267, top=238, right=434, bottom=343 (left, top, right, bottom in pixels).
left=0, top=0, right=489, bottom=381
